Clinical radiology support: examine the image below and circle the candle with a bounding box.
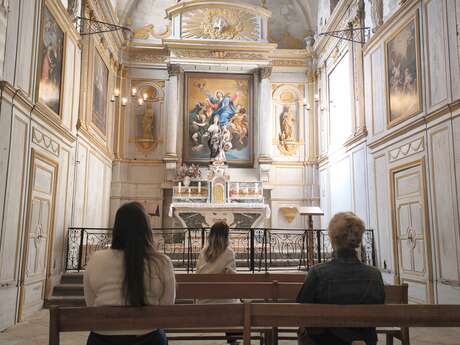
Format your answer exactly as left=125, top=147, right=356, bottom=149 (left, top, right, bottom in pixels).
left=198, top=181, right=201, bottom=194
left=236, top=183, right=240, bottom=194
left=121, top=97, right=128, bottom=106
left=188, top=188, right=191, bottom=196
left=143, top=93, right=148, bottom=100
left=131, top=87, right=137, bottom=96
left=178, top=182, right=182, bottom=194
left=114, top=88, right=120, bottom=97
left=255, top=184, right=259, bottom=194
left=138, top=98, right=143, bottom=105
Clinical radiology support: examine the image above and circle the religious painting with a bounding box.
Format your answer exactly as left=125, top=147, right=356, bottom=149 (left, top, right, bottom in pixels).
left=184, top=73, right=253, bottom=165
left=92, top=52, right=108, bottom=135
left=385, top=14, right=421, bottom=128
left=38, top=7, right=65, bottom=115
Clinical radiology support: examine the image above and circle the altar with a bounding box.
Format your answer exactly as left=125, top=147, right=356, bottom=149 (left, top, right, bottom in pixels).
left=169, top=164, right=270, bottom=228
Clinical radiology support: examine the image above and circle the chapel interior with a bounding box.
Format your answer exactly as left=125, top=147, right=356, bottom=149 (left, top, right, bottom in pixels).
left=1, top=0, right=460, bottom=344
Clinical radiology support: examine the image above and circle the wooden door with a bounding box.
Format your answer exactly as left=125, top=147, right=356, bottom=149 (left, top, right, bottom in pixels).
left=19, top=150, right=58, bottom=320
left=391, top=160, right=433, bottom=303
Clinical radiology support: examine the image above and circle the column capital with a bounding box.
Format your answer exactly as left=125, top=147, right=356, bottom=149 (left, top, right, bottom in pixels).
left=259, top=66, right=272, bottom=80
left=167, top=64, right=183, bottom=77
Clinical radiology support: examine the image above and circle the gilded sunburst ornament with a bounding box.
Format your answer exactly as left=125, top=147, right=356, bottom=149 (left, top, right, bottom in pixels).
left=182, top=8, right=260, bottom=41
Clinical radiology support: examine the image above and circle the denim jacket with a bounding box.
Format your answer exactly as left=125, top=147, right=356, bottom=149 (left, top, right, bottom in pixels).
left=296, top=248, right=385, bottom=345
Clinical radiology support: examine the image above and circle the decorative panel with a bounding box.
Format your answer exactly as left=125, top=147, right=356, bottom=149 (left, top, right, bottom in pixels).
left=330, top=155, right=352, bottom=215
left=425, top=0, right=449, bottom=109
left=352, top=147, right=368, bottom=222
left=371, top=47, right=386, bottom=135
left=328, top=52, right=352, bottom=147
left=373, top=154, right=393, bottom=271
left=428, top=124, right=460, bottom=282
left=0, top=113, right=29, bottom=284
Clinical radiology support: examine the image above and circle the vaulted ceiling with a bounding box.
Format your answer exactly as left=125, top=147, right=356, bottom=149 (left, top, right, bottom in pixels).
left=113, top=0, right=318, bottom=49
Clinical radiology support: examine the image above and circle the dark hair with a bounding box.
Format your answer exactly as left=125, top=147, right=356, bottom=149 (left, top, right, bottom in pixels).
left=111, top=202, right=155, bottom=306
left=204, top=222, right=230, bottom=262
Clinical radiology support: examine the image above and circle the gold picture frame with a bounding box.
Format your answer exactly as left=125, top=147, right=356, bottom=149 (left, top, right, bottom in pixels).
left=184, top=72, right=254, bottom=166
left=385, top=12, right=422, bottom=129
left=37, top=4, right=66, bottom=118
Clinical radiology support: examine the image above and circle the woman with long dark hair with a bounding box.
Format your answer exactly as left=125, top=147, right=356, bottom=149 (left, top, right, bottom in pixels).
left=84, top=202, right=175, bottom=345
left=196, top=222, right=239, bottom=345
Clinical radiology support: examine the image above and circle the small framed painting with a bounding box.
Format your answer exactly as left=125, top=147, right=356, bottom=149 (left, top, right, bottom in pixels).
left=38, top=6, right=65, bottom=116
left=92, top=51, right=109, bottom=136
left=385, top=13, right=422, bottom=128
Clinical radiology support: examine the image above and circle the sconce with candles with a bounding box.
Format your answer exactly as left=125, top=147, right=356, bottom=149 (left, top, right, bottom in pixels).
left=110, top=85, right=157, bottom=107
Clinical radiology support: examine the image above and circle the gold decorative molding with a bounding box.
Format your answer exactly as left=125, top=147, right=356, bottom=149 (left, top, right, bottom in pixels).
left=171, top=48, right=267, bottom=61
left=132, top=23, right=171, bottom=40
left=389, top=137, right=424, bottom=162
left=125, top=49, right=168, bottom=64
left=182, top=7, right=259, bottom=41
left=32, top=128, right=60, bottom=157
left=165, top=0, right=272, bottom=19
left=279, top=207, right=298, bottom=224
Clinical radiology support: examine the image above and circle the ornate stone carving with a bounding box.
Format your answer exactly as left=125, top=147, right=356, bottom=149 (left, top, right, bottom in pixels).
left=172, top=49, right=266, bottom=61
left=259, top=67, right=272, bottom=80
left=371, top=0, right=384, bottom=32
left=132, top=23, right=171, bottom=39
left=182, top=8, right=259, bottom=41
left=167, top=64, right=182, bottom=77
left=279, top=207, right=298, bottom=224
left=127, top=50, right=167, bottom=64
left=32, top=128, right=60, bottom=157
left=389, top=137, right=424, bottom=162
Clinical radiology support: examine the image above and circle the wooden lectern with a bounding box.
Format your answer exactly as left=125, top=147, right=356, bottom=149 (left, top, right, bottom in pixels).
left=297, top=206, right=324, bottom=268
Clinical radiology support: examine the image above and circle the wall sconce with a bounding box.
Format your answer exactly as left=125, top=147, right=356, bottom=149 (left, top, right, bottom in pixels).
left=303, top=98, right=311, bottom=110
left=110, top=95, right=115, bottom=102
left=143, top=93, right=148, bottom=101
left=121, top=97, right=128, bottom=107
left=314, top=93, right=320, bottom=102
left=131, top=88, right=137, bottom=97
left=138, top=98, right=144, bottom=105
left=114, top=88, right=120, bottom=97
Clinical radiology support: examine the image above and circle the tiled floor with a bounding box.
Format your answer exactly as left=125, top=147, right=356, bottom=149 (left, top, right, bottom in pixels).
left=1, top=309, right=460, bottom=345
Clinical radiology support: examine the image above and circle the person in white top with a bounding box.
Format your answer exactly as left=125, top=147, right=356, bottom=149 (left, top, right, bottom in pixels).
left=84, top=202, right=176, bottom=345
left=196, top=222, right=240, bottom=345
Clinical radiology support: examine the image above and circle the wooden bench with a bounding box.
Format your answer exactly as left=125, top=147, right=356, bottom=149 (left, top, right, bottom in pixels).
left=175, top=281, right=409, bottom=345
left=49, top=303, right=460, bottom=345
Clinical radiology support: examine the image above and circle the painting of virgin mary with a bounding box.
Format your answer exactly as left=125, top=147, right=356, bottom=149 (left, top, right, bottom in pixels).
left=38, top=7, right=64, bottom=115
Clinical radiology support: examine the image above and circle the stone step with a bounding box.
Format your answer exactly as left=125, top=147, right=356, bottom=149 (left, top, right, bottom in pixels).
left=61, top=272, right=83, bottom=284
left=53, top=284, right=84, bottom=296
left=45, top=296, right=85, bottom=308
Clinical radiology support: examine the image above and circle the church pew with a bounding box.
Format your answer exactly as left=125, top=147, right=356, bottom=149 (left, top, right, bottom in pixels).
left=48, top=304, right=247, bottom=345
left=175, top=281, right=409, bottom=344
left=49, top=303, right=460, bottom=345
left=175, top=273, right=306, bottom=283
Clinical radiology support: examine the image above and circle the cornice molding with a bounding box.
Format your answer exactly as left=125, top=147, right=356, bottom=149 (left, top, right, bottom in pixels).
left=165, top=0, right=272, bottom=19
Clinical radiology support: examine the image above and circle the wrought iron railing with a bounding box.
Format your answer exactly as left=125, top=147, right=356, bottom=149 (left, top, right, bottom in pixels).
left=65, top=227, right=375, bottom=273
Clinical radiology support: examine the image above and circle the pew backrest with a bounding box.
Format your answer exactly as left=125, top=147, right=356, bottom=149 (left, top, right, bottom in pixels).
left=176, top=281, right=408, bottom=304
left=175, top=273, right=305, bottom=283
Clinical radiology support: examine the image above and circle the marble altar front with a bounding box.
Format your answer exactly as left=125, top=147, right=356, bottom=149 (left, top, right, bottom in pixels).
left=169, top=202, right=271, bottom=228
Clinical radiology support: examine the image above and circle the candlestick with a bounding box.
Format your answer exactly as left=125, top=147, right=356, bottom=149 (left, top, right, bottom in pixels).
left=236, top=182, right=240, bottom=194
left=198, top=181, right=201, bottom=194
left=178, top=182, right=182, bottom=194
